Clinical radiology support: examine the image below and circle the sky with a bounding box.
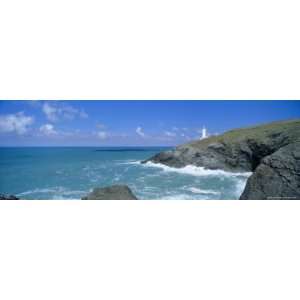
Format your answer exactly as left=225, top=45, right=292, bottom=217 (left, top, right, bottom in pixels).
left=0, top=100, right=299, bottom=146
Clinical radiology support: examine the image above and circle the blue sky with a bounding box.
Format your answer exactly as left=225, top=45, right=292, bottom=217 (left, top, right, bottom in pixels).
left=0, top=100, right=299, bottom=146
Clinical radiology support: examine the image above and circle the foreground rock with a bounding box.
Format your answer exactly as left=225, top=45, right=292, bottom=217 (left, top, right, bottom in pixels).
left=82, top=185, right=138, bottom=200
left=240, top=142, right=300, bottom=199
left=143, top=119, right=300, bottom=199
left=0, top=194, right=19, bottom=200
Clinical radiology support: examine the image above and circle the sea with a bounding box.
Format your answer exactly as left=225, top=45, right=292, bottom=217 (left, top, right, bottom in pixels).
left=0, top=147, right=252, bottom=200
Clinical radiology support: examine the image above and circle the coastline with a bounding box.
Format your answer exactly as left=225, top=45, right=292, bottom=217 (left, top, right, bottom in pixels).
left=144, top=119, right=300, bottom=200
left=1, top=119, right=299, bottom=200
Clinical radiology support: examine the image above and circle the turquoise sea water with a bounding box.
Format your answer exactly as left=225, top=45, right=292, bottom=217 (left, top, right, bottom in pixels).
left=0, top=147, right=251, bottom=200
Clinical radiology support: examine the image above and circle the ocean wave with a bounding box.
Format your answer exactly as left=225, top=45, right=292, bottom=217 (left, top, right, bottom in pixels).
left=143, top=161, right=252, bottom=178
left=234, top=179, right=248, bottom=198
left=18, top=186, right=86, bottom=199
left=160, top=193, right=212, bottom=200
left=150, top=193, right=193, bottom=200
left=116, top=160, right=141, bottom=165
left=186, top=187, right=220, bottom=195
left=18, top=188, right=59, bottom=196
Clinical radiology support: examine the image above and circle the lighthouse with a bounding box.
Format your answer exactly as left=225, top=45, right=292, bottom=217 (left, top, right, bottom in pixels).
left=201, top=126, right=207, bottom=139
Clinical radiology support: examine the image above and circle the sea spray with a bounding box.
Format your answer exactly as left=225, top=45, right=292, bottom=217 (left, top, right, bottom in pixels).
left=143, top=161, right=252, bottom=178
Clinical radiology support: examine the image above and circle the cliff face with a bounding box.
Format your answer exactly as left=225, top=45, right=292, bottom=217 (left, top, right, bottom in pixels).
left=143, top=119, right=300, bottom=199
left=240, top=142, right=300, bottom=199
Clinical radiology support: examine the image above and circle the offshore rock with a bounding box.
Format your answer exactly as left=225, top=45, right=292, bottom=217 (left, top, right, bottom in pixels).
left=0, top=194, right=19, bottom=200
left=82, top=185, right=138, bottom=200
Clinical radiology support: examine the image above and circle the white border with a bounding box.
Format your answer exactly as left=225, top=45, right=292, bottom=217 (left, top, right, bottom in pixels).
left=1, top=200, right=300, bottom=300
left=1, top=1, right=300, bottom=299
left=0, top=0, right=300, bottom=100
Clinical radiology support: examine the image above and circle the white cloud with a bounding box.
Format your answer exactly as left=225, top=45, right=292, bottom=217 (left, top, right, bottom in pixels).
left=42, top=103, right=58, bottom=122
left=42, top=102, right=88, bottom=122
left=97, top=131, right=108, bottom=139
left=39, top=124, right=57, bottom=136
left=164, top=131, right=176, bottom=137
left=136, top=126, right=146, bottom=138
left=60, top=105, right=78, bottom=120
left=0, top=112, right=34, bottom=135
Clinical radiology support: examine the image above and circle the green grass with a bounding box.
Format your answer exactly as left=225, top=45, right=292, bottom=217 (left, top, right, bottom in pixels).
left=185, top=119, right=300, bottom=149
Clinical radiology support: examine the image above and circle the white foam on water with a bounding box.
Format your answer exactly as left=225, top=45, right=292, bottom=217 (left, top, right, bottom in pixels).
left=117, top=160, right=141, bottom=165
left=18, top=186, right=86, bottom=199
left=18, top=188, right=59, bottom=196
left=143, top=161, right=252, bottom=178
left=158, top=193, right=195, bottom=200
left=186, top=187, right=220, bottom=195
left=234, top=178, right=249, bottom=198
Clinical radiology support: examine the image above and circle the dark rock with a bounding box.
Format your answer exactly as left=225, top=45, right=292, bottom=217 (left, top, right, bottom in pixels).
left=144, top=119, right=300, bottom=173
left=143, top=150, right=186, bottom=168
left=240, top=142, right=300, bottom=199
left=0, top=194, right=19, bottom=200
left=143, top=119, right=300, bottom=199
left=207, top=142, right=226, bottom=151
left=82, top=185, right=138, bottom=200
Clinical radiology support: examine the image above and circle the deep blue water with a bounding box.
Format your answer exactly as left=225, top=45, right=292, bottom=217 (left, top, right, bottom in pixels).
left=0, top=147, right=251, bottom=200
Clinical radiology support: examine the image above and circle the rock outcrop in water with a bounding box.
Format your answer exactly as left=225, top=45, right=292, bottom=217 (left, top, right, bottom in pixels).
left=82, top=185, right=138, bottom=200
left=0, top=194, right=19, bottom=200
left=143, top=119, right=300, bottom=200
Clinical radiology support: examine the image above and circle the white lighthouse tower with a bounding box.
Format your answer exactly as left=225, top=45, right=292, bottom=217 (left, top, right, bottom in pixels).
left=201, top=126, right=207, bottom=139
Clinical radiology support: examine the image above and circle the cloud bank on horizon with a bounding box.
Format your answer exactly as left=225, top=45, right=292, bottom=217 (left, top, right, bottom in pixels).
left=0, top=100, right=299, bottom=146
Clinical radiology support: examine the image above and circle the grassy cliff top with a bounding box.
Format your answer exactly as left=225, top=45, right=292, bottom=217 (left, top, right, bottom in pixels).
left=182, top=119, right=300, bottom=149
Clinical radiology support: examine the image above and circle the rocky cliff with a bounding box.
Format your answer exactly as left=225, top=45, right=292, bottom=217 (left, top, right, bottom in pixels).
left=240, top=141, right=300, bottom=199
left=143, top=119, right=300, bottom=199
